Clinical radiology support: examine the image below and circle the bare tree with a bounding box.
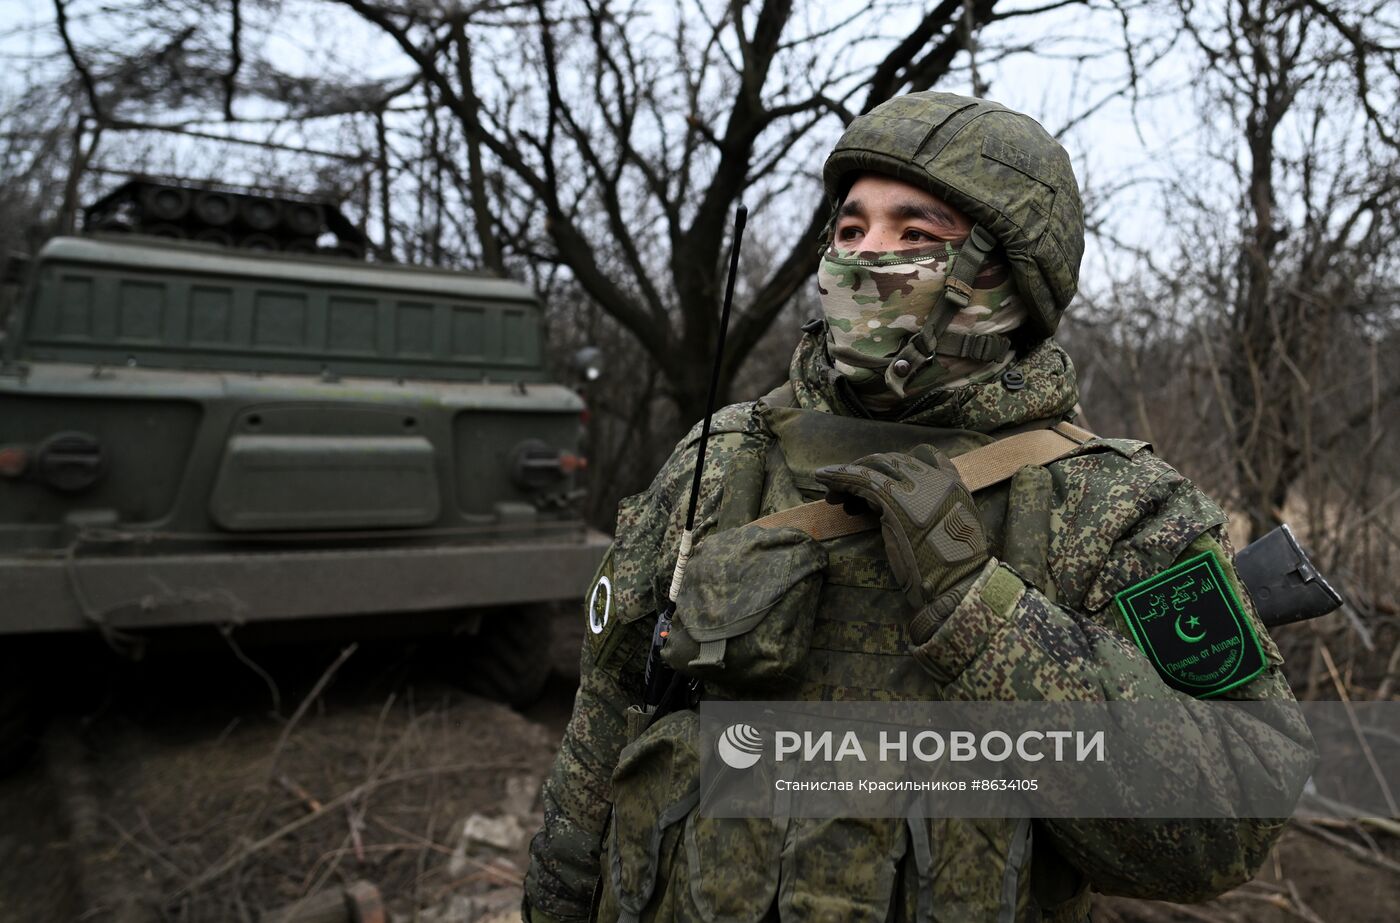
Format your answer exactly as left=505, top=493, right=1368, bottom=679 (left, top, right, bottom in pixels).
left=332, top=0, right=1090, bottom=423
left=1169, top=0, right=1400, bottom=541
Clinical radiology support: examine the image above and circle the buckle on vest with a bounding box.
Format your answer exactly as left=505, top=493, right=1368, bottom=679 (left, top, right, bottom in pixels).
left=967, top=224, right=997, bottom=253
left=938, top=331, right=1011, bottom=362
left=944, top=276, right=974, bottom=308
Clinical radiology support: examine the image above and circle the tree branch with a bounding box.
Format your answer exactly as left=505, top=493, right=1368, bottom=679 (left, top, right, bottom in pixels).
left=53, top=0, right=105, bottom=121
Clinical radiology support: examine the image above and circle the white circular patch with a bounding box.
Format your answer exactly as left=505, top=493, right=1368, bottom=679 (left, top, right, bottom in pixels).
left=866, top=319, right=881, bottom=328
left=588, top=576, right=612, bottom=634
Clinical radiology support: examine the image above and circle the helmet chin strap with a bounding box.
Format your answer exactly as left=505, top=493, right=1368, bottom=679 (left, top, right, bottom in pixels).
left=881, top=223, right=1003, bottom=398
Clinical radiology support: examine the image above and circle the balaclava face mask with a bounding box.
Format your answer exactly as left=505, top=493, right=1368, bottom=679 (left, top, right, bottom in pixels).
left=817, top=241, right=1026, bottom=413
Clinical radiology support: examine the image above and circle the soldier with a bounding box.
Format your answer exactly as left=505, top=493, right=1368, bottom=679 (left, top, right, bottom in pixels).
left=524, top=92, right=1314, bottom=922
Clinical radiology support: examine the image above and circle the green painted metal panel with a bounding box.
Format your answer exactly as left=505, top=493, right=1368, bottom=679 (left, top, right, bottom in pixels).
left=17, top=236, right=549, bottom=381
left=209, top=434, right=440, bottom=531
left=453, top=409, right=581, bottom=515
left=0, top=393, right=202, bottom=534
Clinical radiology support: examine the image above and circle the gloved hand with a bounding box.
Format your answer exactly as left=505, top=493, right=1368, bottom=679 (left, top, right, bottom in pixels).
left=815, top=445, right=990, bottom=644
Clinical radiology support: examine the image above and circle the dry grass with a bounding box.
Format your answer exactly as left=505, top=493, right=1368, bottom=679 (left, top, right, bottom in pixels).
left=55, top=680, right=551, bottom=922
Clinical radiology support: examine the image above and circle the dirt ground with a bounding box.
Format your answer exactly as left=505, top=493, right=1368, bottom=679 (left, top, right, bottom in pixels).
left=2, top=617, right=1397, bottom=923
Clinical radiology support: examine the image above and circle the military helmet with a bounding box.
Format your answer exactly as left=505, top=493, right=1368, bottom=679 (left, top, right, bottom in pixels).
left=823, top=92, right=1084, bottom=339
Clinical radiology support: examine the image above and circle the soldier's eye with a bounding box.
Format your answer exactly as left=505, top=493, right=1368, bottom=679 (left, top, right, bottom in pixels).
left=837, top=225, right=863, bottom=240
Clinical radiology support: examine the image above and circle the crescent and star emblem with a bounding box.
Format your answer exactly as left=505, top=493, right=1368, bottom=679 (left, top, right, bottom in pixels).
left=1174, top=611, right=1206, bottom=644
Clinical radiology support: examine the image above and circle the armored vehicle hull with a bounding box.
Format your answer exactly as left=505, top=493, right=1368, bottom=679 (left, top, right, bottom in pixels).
left=0, top=233, right=608, bottom=754
left=0, top=361, right=608, bottom=632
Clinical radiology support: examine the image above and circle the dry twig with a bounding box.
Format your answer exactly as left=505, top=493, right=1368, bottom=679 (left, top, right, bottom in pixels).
left=1319, top=642, right=1399, bottom=814
left=169, top=760, right=532, bottom=899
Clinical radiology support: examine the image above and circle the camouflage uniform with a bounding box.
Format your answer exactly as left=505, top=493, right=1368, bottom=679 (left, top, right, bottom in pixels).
left=524, top=92, right=1313, bottom=922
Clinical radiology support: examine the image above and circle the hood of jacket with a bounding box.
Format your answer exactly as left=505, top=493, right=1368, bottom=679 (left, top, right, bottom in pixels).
left=785, top=323, right=1080, bottom=433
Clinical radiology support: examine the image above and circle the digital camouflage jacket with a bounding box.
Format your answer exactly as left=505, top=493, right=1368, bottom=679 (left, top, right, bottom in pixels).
left=525, top=330, right=1314, bottom=923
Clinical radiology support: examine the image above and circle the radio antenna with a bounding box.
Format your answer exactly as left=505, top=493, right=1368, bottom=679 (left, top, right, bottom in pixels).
left=643, top=203, right=748, bottom=708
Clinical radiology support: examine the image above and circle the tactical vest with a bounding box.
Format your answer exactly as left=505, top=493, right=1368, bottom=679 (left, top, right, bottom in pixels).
left=597, top=391, right=1093, bottom=923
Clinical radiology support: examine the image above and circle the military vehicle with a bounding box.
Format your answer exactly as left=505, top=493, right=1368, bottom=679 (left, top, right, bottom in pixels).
left=0, top=180, right=609, bottom=763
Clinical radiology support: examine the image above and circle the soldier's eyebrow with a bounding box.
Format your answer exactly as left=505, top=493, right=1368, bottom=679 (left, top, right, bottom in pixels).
left=838, top=198, right=866, bottom=219
left=896, top=202, right=957, bottom=228
left=838, top=197, right=959, bottom=230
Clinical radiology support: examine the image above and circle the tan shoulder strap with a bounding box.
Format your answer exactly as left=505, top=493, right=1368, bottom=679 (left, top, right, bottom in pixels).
left=756, top=381, right=796, bottom=410
left=750, top=421, right=1095, bottom=541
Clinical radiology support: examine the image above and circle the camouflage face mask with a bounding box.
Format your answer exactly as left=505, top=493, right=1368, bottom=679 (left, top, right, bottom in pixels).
left=817, top=243, right=1025, bottom=409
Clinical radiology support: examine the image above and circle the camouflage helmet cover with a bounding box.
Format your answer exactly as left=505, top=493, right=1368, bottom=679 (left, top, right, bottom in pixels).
left=823, top=92, right=1084, bottom=338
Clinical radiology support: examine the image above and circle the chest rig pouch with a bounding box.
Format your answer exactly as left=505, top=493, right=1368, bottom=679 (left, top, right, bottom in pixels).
left=660, top=393, right=1014, bottom=695
left=661, top=518, right=827, bottom=689
left=659, top=404, right=825, bottom=691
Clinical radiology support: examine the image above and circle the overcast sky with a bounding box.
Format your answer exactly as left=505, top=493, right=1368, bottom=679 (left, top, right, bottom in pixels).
left=0, top=0, right=1237, bottom=295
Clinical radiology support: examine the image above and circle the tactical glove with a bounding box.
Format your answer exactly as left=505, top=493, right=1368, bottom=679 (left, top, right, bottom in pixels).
left=815, top=445, right=990, bottom=645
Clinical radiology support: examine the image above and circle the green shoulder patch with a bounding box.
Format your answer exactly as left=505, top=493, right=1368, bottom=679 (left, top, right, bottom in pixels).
left=1115, top=550, right=1266, bottom=698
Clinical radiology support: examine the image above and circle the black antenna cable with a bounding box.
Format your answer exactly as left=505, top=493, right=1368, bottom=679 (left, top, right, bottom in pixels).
left=643, top=203, right=748, bottom=709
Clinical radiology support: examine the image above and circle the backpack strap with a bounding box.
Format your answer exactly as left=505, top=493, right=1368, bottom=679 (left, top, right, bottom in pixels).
left=750, top=421, right=1095, bottom=540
